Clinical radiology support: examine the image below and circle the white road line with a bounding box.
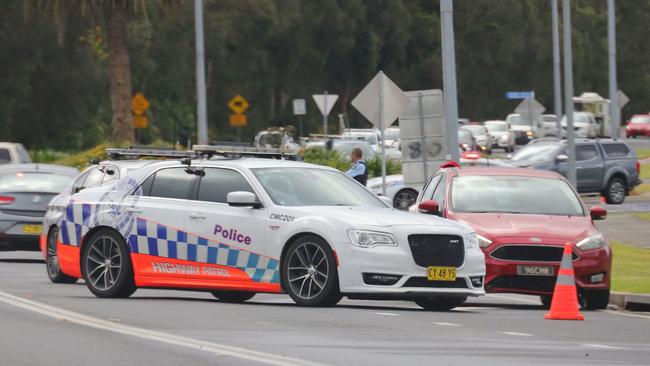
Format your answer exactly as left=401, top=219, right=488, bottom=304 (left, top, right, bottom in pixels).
left=0, top=291, right=327, bottom=366
left=582, top=343, right=624, bottom=350
left=375, top=312, right=399, bottom=316
left=489, top=294, right=541, bottom=305
left=602, top=310, right=650, bottom=320
left=454, top=306, right=491, bottom=312
left=500, top=331, right=533, bottom=337
left=433, top=322, right=462, bottom=327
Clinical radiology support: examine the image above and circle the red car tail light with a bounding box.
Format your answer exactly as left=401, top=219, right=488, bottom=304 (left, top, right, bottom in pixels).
left=0, top=196, right=15, bottom=205
left=636, top=160, right=641, bottom=174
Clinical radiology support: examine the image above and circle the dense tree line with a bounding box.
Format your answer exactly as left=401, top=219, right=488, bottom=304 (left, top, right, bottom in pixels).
left=1, top=0, right=649, bottom=150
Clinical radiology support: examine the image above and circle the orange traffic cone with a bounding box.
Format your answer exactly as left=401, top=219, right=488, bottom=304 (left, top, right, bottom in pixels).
left=544, top=243, right=585, bottom=321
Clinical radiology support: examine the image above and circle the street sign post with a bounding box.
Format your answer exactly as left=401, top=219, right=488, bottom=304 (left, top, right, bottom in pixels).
left=352, top=71, right=410, bottom=195
left=293, top=98, right=306, bottom=137
left=505, top=91, right=535, bottom=100
left=312, top=92, right=338, bottom=139
left=515, top=97, right=546, bottom=125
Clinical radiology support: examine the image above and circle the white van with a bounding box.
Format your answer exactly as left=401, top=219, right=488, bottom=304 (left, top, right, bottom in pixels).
left=0, top=143, right=32, bottom=164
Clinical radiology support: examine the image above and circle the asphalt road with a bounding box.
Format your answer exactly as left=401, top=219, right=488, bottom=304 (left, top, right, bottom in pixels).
left=1, top=251, right=649, bottom=366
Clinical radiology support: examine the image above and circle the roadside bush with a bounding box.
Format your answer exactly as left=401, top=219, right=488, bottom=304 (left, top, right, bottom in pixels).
left=302, top=147, right=401, bottom=178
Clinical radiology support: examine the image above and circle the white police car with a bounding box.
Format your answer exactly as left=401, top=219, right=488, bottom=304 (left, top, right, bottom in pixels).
left=44, top=146, right=485, bottom=310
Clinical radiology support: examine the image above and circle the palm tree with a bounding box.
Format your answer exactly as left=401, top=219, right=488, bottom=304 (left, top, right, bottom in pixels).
left=26, top=0, right=149, bottom=144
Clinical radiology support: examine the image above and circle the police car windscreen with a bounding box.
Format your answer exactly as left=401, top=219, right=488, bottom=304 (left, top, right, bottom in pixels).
left=253, top=168, right=385, bottom=207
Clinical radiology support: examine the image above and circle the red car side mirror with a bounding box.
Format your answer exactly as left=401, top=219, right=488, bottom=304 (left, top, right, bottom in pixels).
left=418, top=200, right=440, bottom=216
left=590, top=206, right=607, bottom=220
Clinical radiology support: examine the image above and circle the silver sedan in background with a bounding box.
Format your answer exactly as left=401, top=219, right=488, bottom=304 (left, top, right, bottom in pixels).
left=0, top=164, right=77, bottom=251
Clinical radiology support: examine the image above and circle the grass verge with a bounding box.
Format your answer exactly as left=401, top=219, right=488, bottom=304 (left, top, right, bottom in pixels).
left=635, top=148, right=650, bottom=160
left=611, top=241, right=650, bottom=294
left=635, top=213, right=650, bottom=221
left=631, top=183, right=650, bottom=196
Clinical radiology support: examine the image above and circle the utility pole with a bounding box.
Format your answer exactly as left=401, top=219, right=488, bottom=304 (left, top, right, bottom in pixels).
left=440, top=0, right=460, bottom=162
left=562, top=0, right=577, bottom=187
left=194, top=0, right=208, bottom=145
left=607, top=0, right=619, bottom=140
left=551, top=0, right=562, bottom=131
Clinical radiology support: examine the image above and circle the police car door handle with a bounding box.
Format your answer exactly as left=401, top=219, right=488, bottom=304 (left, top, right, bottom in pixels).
left=126, top=208, right=143, bottom=214
left=189, top=212, right=207, bottom=220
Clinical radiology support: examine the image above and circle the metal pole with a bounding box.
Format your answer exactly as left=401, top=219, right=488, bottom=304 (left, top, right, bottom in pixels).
left=607, top=0, right=619, bottom=139
left=440, top=0, right=460, bottom=162
left=194, top=0, right=208, bottom=145
left=551, top=0, right=562, bottom=131
left=323, top=90, right=328, bottom=139
left=379, top=71, right=387, bottom=195
left=562, top=0, right=577, bottom=187
left=418, top=93, right=428, bottom=177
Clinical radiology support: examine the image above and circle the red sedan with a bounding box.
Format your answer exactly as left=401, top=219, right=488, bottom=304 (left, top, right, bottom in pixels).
left=626, top=114, right=650, bottom=138
left=413, top=167, right=611, bottom=309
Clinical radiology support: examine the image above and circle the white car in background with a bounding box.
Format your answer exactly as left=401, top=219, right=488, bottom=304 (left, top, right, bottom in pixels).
left=461, top=125, right=493, bottom=154
left=342, top=129, right=381, bottom=152
left=484, top=120, right=515, bottom=152
left=0, top=142, right=32, bottom=164
left=561, top=112, right=598, bottom=138
left=43, top=147, right=485, bottom=310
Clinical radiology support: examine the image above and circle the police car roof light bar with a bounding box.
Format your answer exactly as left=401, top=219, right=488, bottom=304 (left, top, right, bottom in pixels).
left=105, top=148, right=197, bottom=160
left=192, top=145, right=300, bottom=161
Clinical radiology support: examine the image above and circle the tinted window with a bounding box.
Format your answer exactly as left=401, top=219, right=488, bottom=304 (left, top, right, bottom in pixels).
left=72, top=171, right=90, bottom=193
left=0, top=149, right=10, bottom=163
left=421, top=175, right=442, bottom=201
left=197, top=168, right=254, bottom=203
left=602, top=143, right=630, bottom=158
left=575, top=145, right=598, bottom=161
left=432, top=175, right=447, bottom=214
left=146, top=168, right=195, bottom=199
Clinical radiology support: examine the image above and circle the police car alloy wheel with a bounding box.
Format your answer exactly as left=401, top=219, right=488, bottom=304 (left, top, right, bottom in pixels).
left=282, top=235, right=342, bottom=307
left=81, top=229, right=136, bottom=298
left=46, top=227, right=77, bottom=284
left=414, top=296, right=467, bottom=311
left=211, top=290, right=256, bottom=303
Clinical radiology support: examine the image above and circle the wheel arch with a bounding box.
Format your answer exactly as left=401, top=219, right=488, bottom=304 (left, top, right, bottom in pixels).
left=278, top=232, right=334, bottom=291
left=602, top=170, right=628, bottom=192
left=79, top=225, right=131, bottom=259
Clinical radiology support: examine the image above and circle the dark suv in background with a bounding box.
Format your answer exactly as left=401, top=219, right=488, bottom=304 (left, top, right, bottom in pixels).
left=507, top=139, right=641, bottom=204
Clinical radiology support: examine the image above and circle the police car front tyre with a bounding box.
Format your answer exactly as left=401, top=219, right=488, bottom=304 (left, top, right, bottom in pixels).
left=81, top=229, right=136, bottom=298
left=211, top=290, right=256, bottom=303
left=46, top=227, right=77, bottom=284
left=414, top=296, right=467, bottom=311
left=282, top=235, right=342, bottom=307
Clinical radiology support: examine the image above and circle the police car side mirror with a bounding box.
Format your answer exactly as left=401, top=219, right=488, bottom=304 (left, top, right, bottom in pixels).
left=227, top=191, right=261, bottom=208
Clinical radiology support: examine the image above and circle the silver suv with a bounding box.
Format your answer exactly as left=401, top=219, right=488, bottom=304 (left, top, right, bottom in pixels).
left=507, top=139, right=641, bottom=204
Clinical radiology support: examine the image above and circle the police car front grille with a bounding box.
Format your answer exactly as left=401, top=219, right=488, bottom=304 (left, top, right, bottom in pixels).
left=407, top=234, right=464, bottom=267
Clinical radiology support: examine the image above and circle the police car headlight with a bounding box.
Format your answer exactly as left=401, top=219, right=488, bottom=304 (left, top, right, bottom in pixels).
left=463, top=233, right=479, bottom=249
left=348, top=230, right=397, bottom=248
left=576, top=233, right=606, bottom=251
left=476, top=234, right=492, bottom=248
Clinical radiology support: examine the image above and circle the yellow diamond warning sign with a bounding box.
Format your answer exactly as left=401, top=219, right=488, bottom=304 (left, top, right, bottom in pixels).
left=132, top=92, right=150, bottom=116
left=227, top=94, right=249, bottom=115
left=133, top=115, right=148, bottom=129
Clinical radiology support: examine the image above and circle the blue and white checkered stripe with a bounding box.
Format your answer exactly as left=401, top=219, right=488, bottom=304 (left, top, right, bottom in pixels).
left=59, top=202, right=93, bottom=247
left=128, top=218, right=280, bottom=283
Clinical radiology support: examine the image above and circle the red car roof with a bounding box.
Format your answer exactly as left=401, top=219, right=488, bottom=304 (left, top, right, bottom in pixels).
left=445, top=166, right=565, bottom=180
